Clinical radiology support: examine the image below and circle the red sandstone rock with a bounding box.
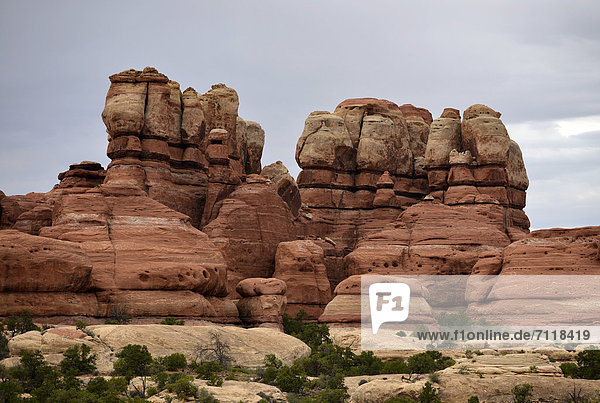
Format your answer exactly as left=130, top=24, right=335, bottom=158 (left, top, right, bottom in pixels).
left=345, top=201, right=510, bottom=277
left=39, top=185, right=228, bottom=299
left=237, top=295, right=287, bottom=325
left=236, top=278, right=287, bottom=297
left=203, top=182, right=297, bottom=294
left=273, top=240, right=331, bottom=317
left=0, top=230, right=93, bottom=292
left=261, top=161, right=301, bottom=218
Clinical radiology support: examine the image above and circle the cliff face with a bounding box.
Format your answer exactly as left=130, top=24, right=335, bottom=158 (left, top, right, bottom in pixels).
left=1, top=67, right=597, bottom=323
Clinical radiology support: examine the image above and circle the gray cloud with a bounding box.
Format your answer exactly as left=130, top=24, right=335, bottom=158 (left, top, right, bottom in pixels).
left=1, top=0, right=599, bottom=229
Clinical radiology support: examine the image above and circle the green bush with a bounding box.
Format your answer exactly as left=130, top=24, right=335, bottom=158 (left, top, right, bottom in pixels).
left=260, top=354, right=282, bottom=384
left=2, top=310, right=41, bottom=337
left=207, top=373, right=224, bottom=387
left=381, top=359, right=409, bottom=374
left=406, top=351, right=455, bottom=374
left=75, top=320, right=87, bottom=330
left=85, top=376, right=127, bottom=397
left=155, top=353, right=187, bottom=371
left=511, top=383, right=533, bottom=403
left=283, top=310, right=331, bottom=349
left=576, top=350, right=600, bottom=380
left=197, top=387, right=220, bottom=403
left=419, top=381, right=441, bottom=403
left=59, top=344, right=97, bottom=376
left=160, top=317, right=185, bottom=326
left=274, top=363, right=307, bottom=394
left=196, top=360, right=225, bottom=380
left=113, top=344, right=153, bottom=397
left=166, top=374, right=198, bottom=398
left=468, top=397, right=480, bottom=403
left=559, top=351, right=600, bottom=380
left=11, top=349, right=56, bottom=392
left=0, top=332, right=8, bottom=360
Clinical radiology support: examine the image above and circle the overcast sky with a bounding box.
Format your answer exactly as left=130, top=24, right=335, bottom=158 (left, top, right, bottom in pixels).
left=1, top=0, right=598, bottom=230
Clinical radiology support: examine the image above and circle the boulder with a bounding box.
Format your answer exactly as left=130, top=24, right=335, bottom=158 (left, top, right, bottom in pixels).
left=236, top=278, right=287, bottom=297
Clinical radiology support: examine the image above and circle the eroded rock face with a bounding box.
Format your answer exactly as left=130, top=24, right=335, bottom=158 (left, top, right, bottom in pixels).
left=203, top=181, right=297, bottom=294
left=272, top=240, right=331, bottom=318
left=102, top=68, right=265, bottom=228
left=261, top=161, right=301, bottom=218
left=423, top=104, right=529, bottom=236
left=295, top=99, right=431, bottom=290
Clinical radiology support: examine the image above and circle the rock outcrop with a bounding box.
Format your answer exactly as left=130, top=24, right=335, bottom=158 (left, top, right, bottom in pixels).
left=101, top=68, right=265, bottom=228
left=236, top=278, right=287, bottom=326
left=425, top=104, right=529, bottom=237
left=203, top=177, right=297, bottom=293
left=295, top=99, right=431, bottom=290
left=272, top=240, right=331, bottom=318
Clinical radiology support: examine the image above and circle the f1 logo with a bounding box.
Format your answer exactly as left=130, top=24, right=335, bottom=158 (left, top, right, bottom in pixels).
left=369, top=282, right=410, bottom=334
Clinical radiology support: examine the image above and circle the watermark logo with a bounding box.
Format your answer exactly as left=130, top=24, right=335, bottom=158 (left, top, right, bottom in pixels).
left=369, top=282, right=410, bottom=334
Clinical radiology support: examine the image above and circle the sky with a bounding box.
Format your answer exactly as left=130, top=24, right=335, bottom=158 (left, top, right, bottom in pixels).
left=0, top=0, right=598, bottom=230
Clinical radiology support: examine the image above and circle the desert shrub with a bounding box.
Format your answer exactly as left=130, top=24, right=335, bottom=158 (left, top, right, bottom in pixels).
left=576, top=350, right=600, bottom=380
left=512, top=383, right=533, bottom=403
left=274, top=363, right=307, bottom=394
left=429, top=372, right=440, bottom=383
left=166, top=374, right=198, bottom=398
left=406, top=351, right=455, bottom=374
left=106, top=304, right=132, bottom=325
left=207, top=373, right=224, bottom=387
left=113, top=344, right=153, bottom=397
left=559, top=351, right=600, bottom=380
left=0, top=333, right=8, bottom=360
left=11, top=349, right=56, bottom=392
left=195, top=360, right=225, bottom=380
left=155, top=353, right=187, bottom=371
left=419, top=381, right=441, bottom=403
left=2, top=310, right=41, bottom=337
left=59, top=344, right=97, bottom=376
left=283, top=310, right=331, bottom=349
left=160, top=317, right=185, bottom=326
left=75, top=320, right=87, bottom=330
left=86, top=376, right=127, bottom=397
left=381, top=359, right=409, bottom=374
left=194, top=331, right=232, bottom=367
left=384, top=382, right=441, bottom=403
left=260, top=354, right=282, bottom=384
left=468, top=397, right=480, bottom=403
left=197, top=387, right=220, bottom=403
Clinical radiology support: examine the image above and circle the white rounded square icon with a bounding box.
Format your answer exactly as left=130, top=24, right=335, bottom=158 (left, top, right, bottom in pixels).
left=369, top=282, right=411, bottom=334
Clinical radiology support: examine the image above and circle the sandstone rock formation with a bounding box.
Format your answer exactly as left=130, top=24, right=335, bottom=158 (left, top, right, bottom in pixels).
left=260, top=161, right=301, bottom=218
left=101, top=68, right=265, bottom=228
left=424, top=104, right=529, bottom=237
left=295, top=99, right=432, bottom=291
left=203, top=177, right=297, bottom=293
left=236, top=278, right=288, bottom=325
left=272, top=240, right=331, bottom=318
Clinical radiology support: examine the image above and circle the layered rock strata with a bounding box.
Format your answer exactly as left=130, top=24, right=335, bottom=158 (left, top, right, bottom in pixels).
left=272, top=240, right=331, bottom=318
left=102, top=68, right=265, bottom=228
left=236, top=278, right=287, bottom=325
left=424, top=105, right=529, bottom=236
left=295, top=99, right=432, bottom=289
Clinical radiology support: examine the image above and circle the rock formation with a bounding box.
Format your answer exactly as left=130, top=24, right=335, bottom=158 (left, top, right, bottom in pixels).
left=3, top=66, right=598, bottom=331
left=272, top=240, right=331, bottom=317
